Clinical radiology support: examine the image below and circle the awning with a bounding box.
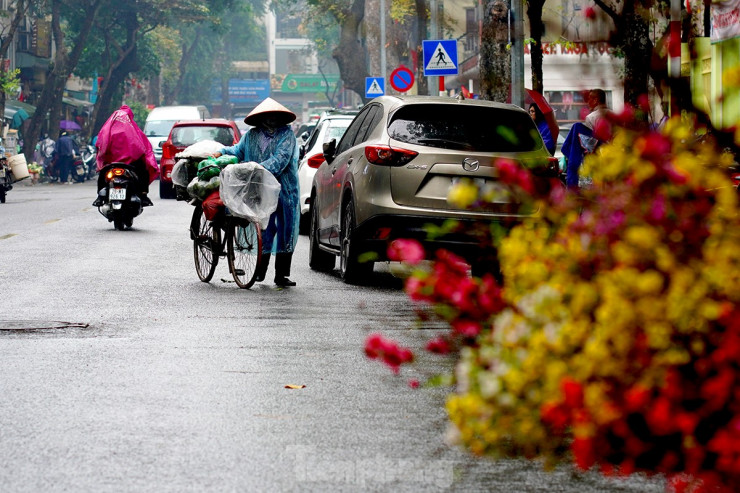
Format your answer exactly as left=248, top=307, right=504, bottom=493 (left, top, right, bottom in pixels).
left=62, top=96, right=93, bottom=109
left=6, top=100, right=36, bottom=116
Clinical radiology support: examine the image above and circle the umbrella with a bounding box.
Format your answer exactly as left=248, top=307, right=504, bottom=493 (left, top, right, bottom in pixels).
left=525, top=88, right=560, bottom=143
left=60, top=120, right=82, bottom=131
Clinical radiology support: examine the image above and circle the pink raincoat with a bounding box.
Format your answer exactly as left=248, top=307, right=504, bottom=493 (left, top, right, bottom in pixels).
left=95, top=105, right=158, bottom=183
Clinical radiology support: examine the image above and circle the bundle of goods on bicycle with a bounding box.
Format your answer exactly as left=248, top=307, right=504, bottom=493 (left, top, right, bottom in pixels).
left=219, top=162, right=281, bottom=230
left=172, top=140, right=225, bottom=201
left=185, top=154, right=238, bottom=200
left=172, top=140, right=236, bottom=201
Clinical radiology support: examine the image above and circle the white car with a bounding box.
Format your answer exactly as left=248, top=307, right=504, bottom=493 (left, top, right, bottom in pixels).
left=297, top=109, right=358, bottom=233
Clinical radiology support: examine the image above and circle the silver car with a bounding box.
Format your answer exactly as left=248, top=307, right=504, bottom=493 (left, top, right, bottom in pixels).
left=308, top=95, right=559, bottom=284
left=297, top=109, right=357, bottom=233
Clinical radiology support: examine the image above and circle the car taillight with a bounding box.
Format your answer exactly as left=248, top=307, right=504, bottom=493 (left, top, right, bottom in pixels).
left=364, top=145, right=418, bottom=166
left=161, top=142, right=177, bottom=159
left=307, top=153, right=325, bottom=169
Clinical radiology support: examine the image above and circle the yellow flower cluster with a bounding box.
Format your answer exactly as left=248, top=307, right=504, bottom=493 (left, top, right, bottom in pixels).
left=446, top=118, right=740, bottom=467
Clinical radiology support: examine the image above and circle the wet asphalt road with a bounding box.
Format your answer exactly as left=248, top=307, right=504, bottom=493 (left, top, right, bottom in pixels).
left=0, top=179, right=665, bottom=492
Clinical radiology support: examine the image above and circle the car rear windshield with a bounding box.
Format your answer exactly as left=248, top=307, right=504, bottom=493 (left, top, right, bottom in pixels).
left=170, top=126, right=236, bottom=146
left=144, top=120, right=177, bottom=137
left=388, top=104, right=541, bottom=152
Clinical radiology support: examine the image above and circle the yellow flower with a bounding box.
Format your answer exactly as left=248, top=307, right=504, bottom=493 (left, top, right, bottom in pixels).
left=447, top=179, right=479, bottom=208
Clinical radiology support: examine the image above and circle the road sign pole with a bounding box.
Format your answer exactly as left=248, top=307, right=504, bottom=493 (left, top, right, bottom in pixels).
left=439, top=77, right=445, bottom=96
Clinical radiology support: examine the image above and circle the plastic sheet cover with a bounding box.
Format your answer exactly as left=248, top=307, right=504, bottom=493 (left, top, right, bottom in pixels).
left=171, top=159, right=190, bottom=187
left=220, top=162, right=281, bottom=230
left=175, top=140, right=224, bottom=160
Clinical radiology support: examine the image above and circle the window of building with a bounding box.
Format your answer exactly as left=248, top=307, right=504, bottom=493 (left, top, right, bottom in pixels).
left=545, top=90, right=613, bottom=124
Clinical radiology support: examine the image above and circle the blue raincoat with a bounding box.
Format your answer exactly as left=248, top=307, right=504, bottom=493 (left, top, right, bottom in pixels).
left=219, top=125, right=300, bottom=254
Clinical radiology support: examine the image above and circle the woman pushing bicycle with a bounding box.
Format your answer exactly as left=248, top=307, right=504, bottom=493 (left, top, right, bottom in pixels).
left=213, top=98, right=300, bottom=287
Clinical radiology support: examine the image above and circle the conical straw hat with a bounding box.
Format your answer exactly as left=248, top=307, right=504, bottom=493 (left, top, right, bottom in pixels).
left=244, top=97, right=296, bottom=126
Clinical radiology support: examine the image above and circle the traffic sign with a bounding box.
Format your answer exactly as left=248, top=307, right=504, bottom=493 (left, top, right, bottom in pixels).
left=389, top=66, right=415, bottom=92
left=365, top=77, right=385, bottom=98
left=422, top=40, right=459, bottom=76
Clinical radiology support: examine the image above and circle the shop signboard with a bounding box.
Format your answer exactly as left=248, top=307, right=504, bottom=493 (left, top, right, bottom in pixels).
left=279, top=74, right=340, bottom=93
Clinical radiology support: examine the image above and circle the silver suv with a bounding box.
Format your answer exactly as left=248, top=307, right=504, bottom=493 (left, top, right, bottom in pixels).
left=308, top=95, right=558, bottom=283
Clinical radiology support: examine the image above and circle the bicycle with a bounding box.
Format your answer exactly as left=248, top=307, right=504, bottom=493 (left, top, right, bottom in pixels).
left=190, top=201, right=262, bottom=289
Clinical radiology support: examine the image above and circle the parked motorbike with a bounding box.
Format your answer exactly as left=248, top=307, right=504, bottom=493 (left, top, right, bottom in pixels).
left=72, top=156, right=88, bottom=183
left=0, top=155, right=12, bottom=204
left=95, top=163, right=143, bottom=230
left=81, top=145, right=97, bottom=180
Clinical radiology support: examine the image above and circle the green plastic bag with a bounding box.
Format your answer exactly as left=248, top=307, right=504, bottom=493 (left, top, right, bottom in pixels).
left=196, top=155, right=238, bottom=180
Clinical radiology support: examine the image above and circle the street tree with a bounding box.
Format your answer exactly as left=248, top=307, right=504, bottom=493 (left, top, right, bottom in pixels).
left=590, top=0, right=654, bottom=107
left=526, top=0, right=546, bottom=94
left=479, top=0, right=510, bottom=102
left=23, top=0, right=104, bottom=162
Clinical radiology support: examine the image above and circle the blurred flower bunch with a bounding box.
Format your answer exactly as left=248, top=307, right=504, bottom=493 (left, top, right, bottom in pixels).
left=368, top=115, right=740, bottom=491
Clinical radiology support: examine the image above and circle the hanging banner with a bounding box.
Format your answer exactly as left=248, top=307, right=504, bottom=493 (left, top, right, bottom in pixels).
left=711, top=0, right=740, bottom=43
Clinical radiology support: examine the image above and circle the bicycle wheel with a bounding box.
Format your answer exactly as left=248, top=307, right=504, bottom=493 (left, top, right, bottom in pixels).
left=227, top=219, right=262, bottom=289
left=192, top=204, right=220, bottom=282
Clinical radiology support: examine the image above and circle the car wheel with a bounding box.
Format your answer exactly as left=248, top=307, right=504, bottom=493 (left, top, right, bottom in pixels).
left=339, top=199, right=373, bottom=284
left=309, top=203, right=335, bottom=272
left=159, top=179, right=176, bottom=199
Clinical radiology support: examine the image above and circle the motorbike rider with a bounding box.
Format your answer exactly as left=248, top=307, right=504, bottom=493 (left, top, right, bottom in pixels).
left=92, top=105, right=158, bottom=207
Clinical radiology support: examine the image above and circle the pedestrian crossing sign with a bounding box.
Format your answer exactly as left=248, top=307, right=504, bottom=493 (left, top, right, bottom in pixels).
left=365, top=77, right=385, bottom=98
left=422, top=40, right=458, bottom=76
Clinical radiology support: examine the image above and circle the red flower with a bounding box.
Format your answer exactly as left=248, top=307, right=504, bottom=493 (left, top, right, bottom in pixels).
left=624, top=385, right=651, bottom=412
left=425, top=336, right=451, bottom=354
left=572, top=437, right=595, bottom=470
left=561, top=378, right=584, bottom=409
left=584, top=6, right=597, bottom=19
left=387, top=239, right=425, bottom=264
left=452, top=319, right=482, bottom=338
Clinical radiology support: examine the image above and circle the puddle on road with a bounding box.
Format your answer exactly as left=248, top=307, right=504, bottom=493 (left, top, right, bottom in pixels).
left=0, top=320, right=90, bottom=332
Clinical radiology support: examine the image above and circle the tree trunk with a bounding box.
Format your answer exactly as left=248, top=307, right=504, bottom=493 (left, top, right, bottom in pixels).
left=619, top=2, right=651, bottom=107
left=23, top=0, right=101, bottom=160
left=332, top=0, right=368, bottom=102
left=526, top=0, right=545, bottom=94
left=480, top=0, right=511, bottom=102
left=413, top=0, right=428, bottom=95
left=171, top=29, right=202, bottom=104
left=89, top=11, right=139, bottom=137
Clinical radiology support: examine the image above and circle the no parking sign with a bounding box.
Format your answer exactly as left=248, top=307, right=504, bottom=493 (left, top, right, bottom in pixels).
left=389, top=66, right=414, bottom=92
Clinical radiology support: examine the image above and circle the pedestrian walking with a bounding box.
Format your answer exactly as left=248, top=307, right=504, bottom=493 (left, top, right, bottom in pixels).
left=213, top=97, right=300, bottom=287
left=54, top=131, right=79, bottom=184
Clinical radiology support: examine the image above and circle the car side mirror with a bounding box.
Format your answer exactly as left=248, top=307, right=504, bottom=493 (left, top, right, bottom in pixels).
left=300, top=131, right=310, bottom=144
left=322, top=139, right=337, bottom=163
left=158, top=141, right=165, bottom=148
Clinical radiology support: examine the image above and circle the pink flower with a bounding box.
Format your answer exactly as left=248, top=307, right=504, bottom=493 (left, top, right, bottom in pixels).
left=452, top=320, right=482, bottom=338
left=408, top=379, right=420, bottom=389
left=593, top=118, right=613, bottom=142
left=387, top=239, right=425, bottom=264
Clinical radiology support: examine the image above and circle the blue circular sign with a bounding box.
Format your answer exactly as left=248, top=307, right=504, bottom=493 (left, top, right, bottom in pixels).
left=390, top=66, right=415, bottom=92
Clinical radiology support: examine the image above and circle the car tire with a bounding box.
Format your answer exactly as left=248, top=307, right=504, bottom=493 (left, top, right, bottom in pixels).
left=309, top=204, right=335, bottom=272
left=339, top=199, right=373, bottom=284
left=159, top=179, right=176, bottom=199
